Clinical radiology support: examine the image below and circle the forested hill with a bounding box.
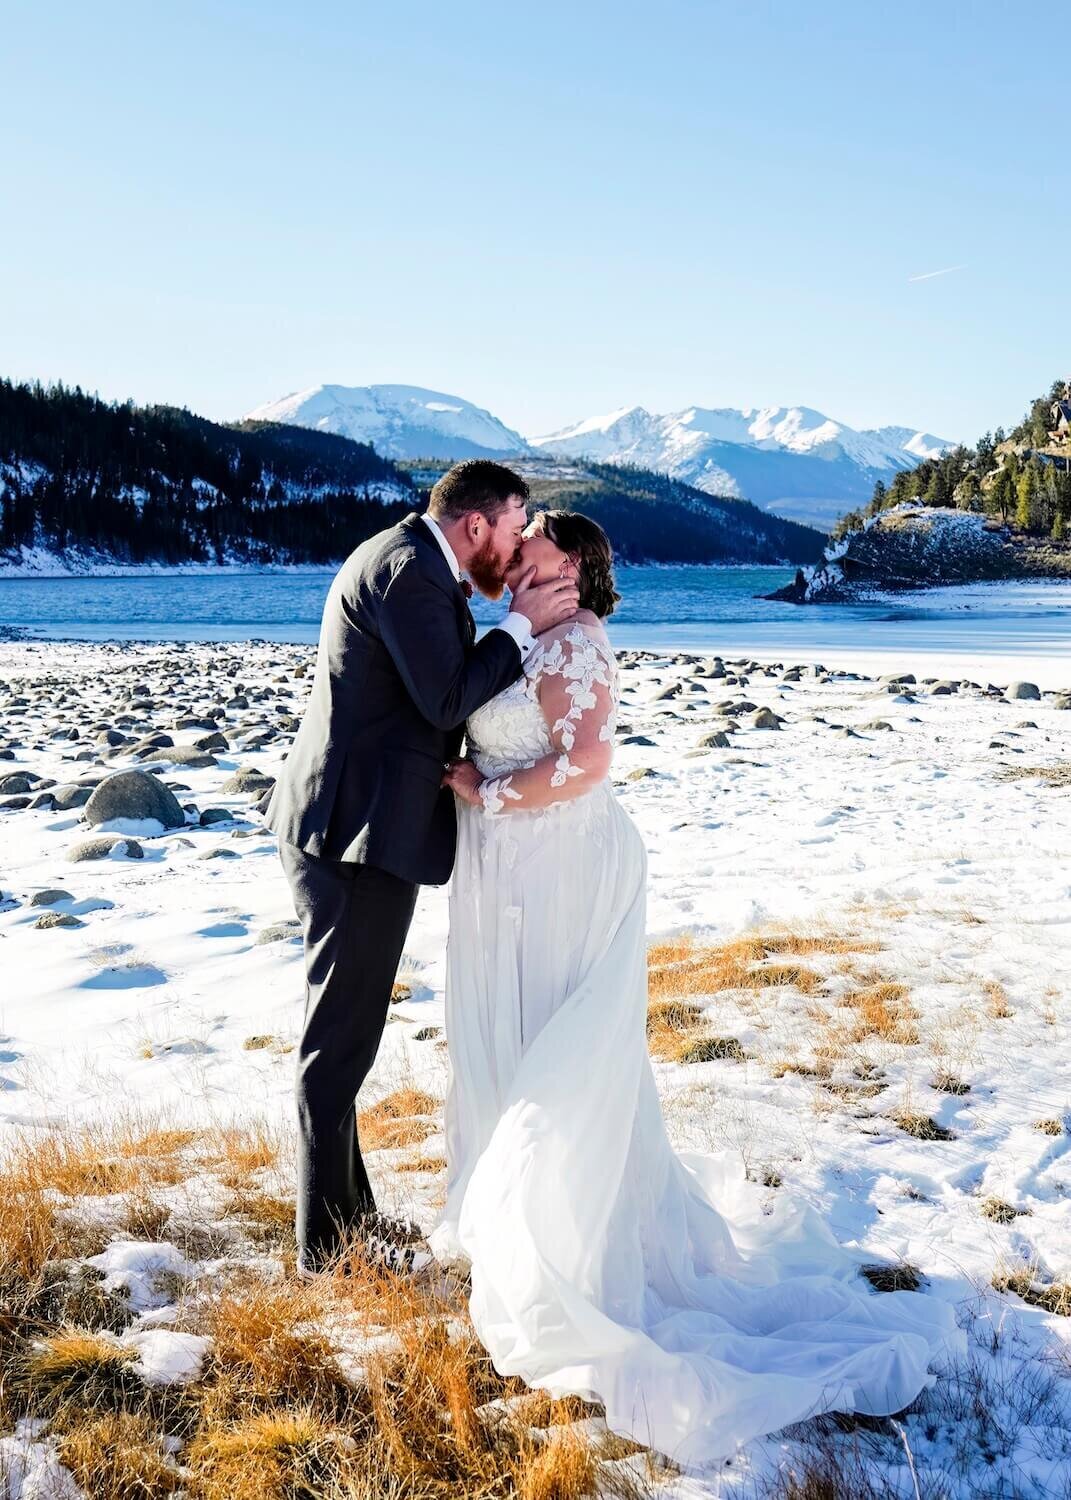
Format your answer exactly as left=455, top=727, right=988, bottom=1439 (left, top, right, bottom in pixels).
left=0, top=380, right=826, bottom=572
left=399, top=456, right=826, bottom=566
left=0, top=379, right=416, bottom=567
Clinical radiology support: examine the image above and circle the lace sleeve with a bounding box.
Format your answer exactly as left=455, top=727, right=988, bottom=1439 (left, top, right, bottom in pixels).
left=478, top=622, right=617, bottom=815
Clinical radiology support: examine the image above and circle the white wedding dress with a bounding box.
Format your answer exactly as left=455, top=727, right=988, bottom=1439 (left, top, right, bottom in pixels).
left=428, top=617, right=962, bottom=1468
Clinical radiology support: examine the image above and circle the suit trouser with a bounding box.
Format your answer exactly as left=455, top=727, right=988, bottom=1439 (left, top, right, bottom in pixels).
left=279, top=841, right=419, bottom=1266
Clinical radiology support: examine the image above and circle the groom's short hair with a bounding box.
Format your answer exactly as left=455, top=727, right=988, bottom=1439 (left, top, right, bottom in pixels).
left=427, top=459, right=530, bottom=524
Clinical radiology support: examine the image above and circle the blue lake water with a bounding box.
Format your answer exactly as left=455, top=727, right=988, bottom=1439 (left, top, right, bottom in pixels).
left=2, top=569, right=1071, bottom=682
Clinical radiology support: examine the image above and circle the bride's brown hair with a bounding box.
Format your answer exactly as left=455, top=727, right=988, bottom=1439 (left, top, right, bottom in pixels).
left=528, top=510, right=622, bottom=619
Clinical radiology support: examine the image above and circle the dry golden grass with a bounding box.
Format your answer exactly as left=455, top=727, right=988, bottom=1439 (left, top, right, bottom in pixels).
left=859, top=1262, right=922, bottom=1293
left=647, top=932, right=848, bottom=1003
left=357, top=1088, right=442, bottom=1152
left=16, top=1327, right=142, bottom=1415
left=1034, top=1117, right=1067, bottom=1136
left=890, top=1110, right=954, bottom=1142
left=983, top=980, right=1013, bottom=1019
left=836, top=982, right=918, bottom=1045
left=395, top=1154, right=447, bottom=1174
left=994, top=1266, right=1071, bottom=1317
left=980, top=1197, right=1023, bottom=1223
left=58, top=1411, right=184, bottom=1497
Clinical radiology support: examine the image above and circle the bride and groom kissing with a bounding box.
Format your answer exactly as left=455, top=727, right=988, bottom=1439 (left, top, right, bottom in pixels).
left=265, top=459, right=962, bottom=1466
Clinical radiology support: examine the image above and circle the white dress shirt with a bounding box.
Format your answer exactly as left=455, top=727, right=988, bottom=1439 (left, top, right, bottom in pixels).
left=420, top=512, right=536, bottom=660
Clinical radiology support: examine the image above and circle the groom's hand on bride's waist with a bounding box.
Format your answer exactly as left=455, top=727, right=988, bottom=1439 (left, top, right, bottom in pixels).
left=508, top=564, right=579, bottom=637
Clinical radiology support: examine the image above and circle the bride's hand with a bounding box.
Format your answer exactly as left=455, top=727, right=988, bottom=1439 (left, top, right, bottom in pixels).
left=442, top=757, right=484, bottom=806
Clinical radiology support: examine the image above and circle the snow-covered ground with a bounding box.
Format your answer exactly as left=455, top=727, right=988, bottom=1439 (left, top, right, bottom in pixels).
left=2, top=638, right=1071, bottom=1493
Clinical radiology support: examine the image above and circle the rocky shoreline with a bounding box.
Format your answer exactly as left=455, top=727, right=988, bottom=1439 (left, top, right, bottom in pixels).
left=765, top=504, right=1071, bottom=604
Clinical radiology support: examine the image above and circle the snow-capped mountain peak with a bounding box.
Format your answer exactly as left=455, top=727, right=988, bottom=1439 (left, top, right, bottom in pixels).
left=245, top=383, right=533, bottom=462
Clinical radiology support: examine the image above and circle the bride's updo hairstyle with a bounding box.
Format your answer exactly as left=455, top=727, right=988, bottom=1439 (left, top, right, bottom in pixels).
left=529, top=510, right=622, bottom=619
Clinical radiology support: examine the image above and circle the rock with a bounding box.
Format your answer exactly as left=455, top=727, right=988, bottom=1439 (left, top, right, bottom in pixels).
left=51, top=784, right=95, bottom=810
left=880, top=673, right=916, bottom=685
left=0, top=773, right=33, bottom=794
left=194, top=732, right=229, bottom=752
left=930, top=681, right=958, bottom=696
left=626, top=767, right=657, bottom=781
left=1, top=795, right=31, bottom=809
left=68, top=835, right=145, bottom=861
left=835, top=727, right=861, bottom=739
left=30, top=792, right=57, bottom=810
left=83, top=771, right=185, bottom=831
left=1005, top=681, right=1041, bottom=701
left=34, top=911, right=84, bottom=929
left=620, top=734, right=656, bottom=747
left=96, top=728, right=129, bottom=747
left=861, top=720, right=893, bottom=732
left=221, top=768, right=276, bottom=795
left=747, top=708, right=782, bottom=730
left=651, top=683, right=682, bottom=702
left=199, top=808, right=235, bottom=827
left=132, top=733, right=175, bottom=755
left=697, top=731, right=731, bottom=749
left=256, top=920, right=302, bottom=944
left=142, top=747, right=218, bottom=769
left=30, top=888, right=74, bottom=907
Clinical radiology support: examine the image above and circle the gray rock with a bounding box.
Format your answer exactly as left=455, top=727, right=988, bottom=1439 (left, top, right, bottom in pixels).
left=197, top=846, right=240, bottom=860
left=83, top=770, right=185, bottom=831
left=194, top=732, right=229, bottom=752
left=0, top=773, right=33, bottom=794
left=34, top=911, right=84, bottom=930
left=95, top=729, right=129, bottom=747
left=221, top=768, right=276, bottom=795
left=68, top=835, right=144, bottom=862
left=1005, top=681, right=1041, bottom=701
left=256, top=920, right=302, bottom=944
left=51, top=784, right=94, bottom=810
left=861, top=720, right=893, bottom=732
left=748, top=708, right=783, bottom=730
left=142, top=747, right=218, bottom=769
left=620, top=734, right=657, bottom=747
left=697, top=731, right=731, bottom=749
left=651, top=683, right=682, bottom=702
left=199, top=807, right=235, bottom=827
left=30, top=888, right=74, bottom=906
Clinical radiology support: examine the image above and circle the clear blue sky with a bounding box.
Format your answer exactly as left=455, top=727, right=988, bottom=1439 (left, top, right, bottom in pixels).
left=3, top=0, right=1067, bottom=444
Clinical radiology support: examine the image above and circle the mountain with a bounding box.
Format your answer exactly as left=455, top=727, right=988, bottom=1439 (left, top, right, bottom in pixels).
left=530, top=405, right=954, bottom=531
left=0, top=380, right=416, bottom=571
left=0, top=381, right=824, bottom=573
left=397, top=455, right=825, bottom=568
left=245, top=384, right=953, bottom=532
left=245, top=383, right=532, bottom=461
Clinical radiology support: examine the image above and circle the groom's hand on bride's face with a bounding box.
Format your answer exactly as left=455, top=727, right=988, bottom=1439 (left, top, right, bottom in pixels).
left=508, top=564, right=580, bottom=635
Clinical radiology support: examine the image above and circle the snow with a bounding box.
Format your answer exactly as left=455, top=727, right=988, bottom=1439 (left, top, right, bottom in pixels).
left=245, top=382, right=532, bottom=459
left=2, top=635, right=1071, bottom=1490
left=0, top=1422, right=84, bottom=1500
left=121, top=1329, right=211, bottom=1385
left=83, top=1241, right=197, bottom=1312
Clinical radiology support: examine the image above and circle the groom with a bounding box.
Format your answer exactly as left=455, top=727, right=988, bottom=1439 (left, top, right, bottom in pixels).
left=265, top=459, right=579, bottom=1275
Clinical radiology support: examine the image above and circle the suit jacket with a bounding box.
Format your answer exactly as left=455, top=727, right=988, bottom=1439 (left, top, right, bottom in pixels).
left=265, top=512, right=523, bottom=884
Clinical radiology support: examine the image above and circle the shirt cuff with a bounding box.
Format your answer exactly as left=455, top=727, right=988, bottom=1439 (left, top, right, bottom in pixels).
left=492, top=612, right=537, bottom=660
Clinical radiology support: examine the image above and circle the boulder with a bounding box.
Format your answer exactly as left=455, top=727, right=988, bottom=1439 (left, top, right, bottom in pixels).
left=30, top=888, right=74, bottom=906
left=51, top=784, right=95, bottom=810
left=34, top=911, right=84, bottom=929
left=697, top=731, right=731, bottom=749
left=68, top=835, right=145, bottom=862
left=0, top=773, right=33, bottom=794
left=142, top=747, right=219, bottom=769
left=1005, top=681, right=1041, bottom=701
left=221, top=768, right=276, bottom=795
left=747, top=708, right=783, bottom=730
left=83, top=770, right=185, bottom=831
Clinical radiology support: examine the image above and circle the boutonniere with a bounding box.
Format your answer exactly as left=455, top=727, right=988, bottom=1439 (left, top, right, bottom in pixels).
left=460, top=578, right=474, bottom=599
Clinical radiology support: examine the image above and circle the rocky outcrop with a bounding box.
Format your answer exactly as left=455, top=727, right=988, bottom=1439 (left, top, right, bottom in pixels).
left=765, top=505, right=1071, bottom=604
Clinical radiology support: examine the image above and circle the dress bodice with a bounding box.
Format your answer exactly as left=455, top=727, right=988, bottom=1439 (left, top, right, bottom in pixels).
left=466, top=621, right=618, bottom=781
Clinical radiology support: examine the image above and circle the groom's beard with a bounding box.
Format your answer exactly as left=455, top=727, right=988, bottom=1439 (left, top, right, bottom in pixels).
left=467, top=535, right=518, bottom=602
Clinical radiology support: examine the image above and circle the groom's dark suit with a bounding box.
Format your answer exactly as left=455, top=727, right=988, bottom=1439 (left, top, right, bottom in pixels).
left=265, top=512, right=524, bottom=1267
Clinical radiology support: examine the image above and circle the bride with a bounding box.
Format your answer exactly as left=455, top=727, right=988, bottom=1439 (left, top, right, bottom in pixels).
left=431, top=510, right=962, bottom=1468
